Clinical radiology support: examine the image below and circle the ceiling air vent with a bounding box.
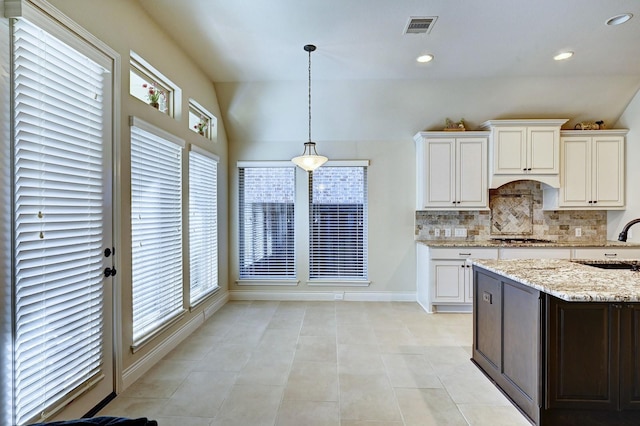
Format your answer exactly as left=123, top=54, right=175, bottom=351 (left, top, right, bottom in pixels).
left=404, top=16, right=437, bottom=34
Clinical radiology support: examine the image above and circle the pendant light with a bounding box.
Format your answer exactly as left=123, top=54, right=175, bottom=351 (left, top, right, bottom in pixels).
left=292, top=44, right=328, bottom=172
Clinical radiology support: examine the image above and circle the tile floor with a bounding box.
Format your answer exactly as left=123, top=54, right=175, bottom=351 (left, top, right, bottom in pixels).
left=98, top=301, right=531, bottom=426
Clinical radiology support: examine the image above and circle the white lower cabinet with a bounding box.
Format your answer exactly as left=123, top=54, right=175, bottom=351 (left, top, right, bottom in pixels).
left=426, top=248, right=498, bottom=312
left=573, top=247, right=640, bottom=259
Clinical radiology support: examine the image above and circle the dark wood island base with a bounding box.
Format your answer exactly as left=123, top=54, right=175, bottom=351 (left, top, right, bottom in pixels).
left=472, top=266, right=640, bottom=426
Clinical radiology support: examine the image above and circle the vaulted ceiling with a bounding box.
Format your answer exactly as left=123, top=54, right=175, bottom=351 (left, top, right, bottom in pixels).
left=138, top=0, right=640, bottom=142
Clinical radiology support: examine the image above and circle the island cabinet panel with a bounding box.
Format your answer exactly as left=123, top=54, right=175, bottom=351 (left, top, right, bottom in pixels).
left=620, top=304, right=640, bottom=410
left=502, top=280, right=540, bottom=410
left=472, top=268, right=541, bottom=424
left=545, top=297, right=620, bottom=411
left=474, top=271, right=502, bottom=369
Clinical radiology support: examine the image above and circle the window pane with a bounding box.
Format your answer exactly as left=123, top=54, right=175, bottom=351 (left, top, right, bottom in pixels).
left=188, top=101, right=217, bottom=140
left=129, top=52, right=177, bottom=116
left=309, top=167, right=368, bottom=279
left=239, top=167, right=295, bottom=279
left=189, top=150, right=218, bottom=304
left=130, top=122, right=184, bottom=342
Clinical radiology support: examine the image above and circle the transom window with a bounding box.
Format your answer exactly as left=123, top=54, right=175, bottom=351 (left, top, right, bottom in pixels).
left=129, top=51, right=178, bottom=116
left=189, top=99, right=217, bottom=141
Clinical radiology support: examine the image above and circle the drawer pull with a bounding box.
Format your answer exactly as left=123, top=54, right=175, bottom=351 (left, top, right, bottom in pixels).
left=604, top=253, right=618, bottom=258
left=459, top=253, right=471, bottom=256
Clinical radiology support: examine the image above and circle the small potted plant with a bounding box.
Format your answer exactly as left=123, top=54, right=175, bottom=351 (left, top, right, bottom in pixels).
left=142, top=82, right=165, bottom=109
left=194, top=117, right=208, bottom=136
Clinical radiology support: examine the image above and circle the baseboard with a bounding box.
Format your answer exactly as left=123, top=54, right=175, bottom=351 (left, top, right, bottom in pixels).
left=434, top=304, right=472, bottom=313
left=417, top=299, right=433, bottom=314
left=121, top=291, right=228, bottom=390
left=229, top=290, right=416, bottom=302
left=204, top=291, right=230, bottom=320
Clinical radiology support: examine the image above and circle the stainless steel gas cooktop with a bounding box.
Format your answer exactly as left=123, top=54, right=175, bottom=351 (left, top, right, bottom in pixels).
left=490, top=237, right=554, bottom=244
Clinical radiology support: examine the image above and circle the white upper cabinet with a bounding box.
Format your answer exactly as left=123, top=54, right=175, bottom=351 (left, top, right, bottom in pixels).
left=552, top=130, right=626, bottom=209
left=414, top=132, right=488, bottom=210
left=482, top=119, right=568, bottom=188
left=414, top=131, right=489, bottom=210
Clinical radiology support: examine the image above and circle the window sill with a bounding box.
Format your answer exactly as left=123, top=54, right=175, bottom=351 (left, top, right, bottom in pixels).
left=236, top=279, right=300, bottom=286
left=307, top=280, right=371, bottom=287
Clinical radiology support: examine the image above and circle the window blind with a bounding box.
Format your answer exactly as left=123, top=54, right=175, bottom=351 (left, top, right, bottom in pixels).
left=189, top=147, right=218, bottom=304
left=130, top=119, right=184, bottom=344
left=13, top=18, right=106, bottom=425
left=238, top=166, right=295, bottom=279
left=309, top=166, right=368, bottom=279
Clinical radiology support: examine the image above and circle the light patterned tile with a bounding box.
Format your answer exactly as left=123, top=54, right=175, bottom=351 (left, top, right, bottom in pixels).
left=458, top=404, right=531, bottom=425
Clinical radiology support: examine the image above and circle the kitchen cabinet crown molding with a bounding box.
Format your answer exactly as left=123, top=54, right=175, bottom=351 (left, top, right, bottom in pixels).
left=560, top=129, right=629, bottom=136
left=413, top=130, right=490, bottom=141
left=481, top=119, right=569, bottom=128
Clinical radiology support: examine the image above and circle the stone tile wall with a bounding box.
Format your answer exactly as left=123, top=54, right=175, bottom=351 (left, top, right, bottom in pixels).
left=415, top=180, right=607, bottom=242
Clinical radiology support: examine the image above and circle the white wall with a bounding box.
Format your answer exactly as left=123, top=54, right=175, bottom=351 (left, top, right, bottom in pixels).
left=610, top=89, right=640, bottom=242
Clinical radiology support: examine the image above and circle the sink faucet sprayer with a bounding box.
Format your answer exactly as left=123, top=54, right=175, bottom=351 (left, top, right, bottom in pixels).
left=618, top=218, right=640, bottom=242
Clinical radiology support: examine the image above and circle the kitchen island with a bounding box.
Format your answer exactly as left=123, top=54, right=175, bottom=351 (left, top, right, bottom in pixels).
left=471, top=258, right=640, bottom=425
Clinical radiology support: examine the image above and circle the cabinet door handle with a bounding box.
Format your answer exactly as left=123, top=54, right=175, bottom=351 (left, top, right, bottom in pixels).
left=588, top=200, right=593, bottom=204
left=593, top=200, right=597, bottom=204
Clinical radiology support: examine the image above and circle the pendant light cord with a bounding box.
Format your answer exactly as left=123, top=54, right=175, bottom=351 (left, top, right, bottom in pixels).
left=308, top=47, right=312, bottom=143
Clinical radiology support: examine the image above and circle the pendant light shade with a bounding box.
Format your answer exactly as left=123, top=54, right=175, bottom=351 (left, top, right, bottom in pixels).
left=292, top=44, right=328, bottom=172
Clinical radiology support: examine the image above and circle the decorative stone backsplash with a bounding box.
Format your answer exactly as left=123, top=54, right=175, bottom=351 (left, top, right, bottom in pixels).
left=415, top=180, right=607, bottom=242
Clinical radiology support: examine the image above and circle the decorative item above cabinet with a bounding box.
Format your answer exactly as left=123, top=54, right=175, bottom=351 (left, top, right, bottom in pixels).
left=542, top=129, right=628, bottom=210
left=414, top=131, right=490, bottom=210
left=481, top=119, right=568, bottom=189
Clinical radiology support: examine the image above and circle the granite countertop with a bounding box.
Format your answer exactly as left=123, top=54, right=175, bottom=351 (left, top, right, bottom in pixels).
left=417, top=240, right=640, bottom=248
left=471, top=258, right=640, bottom=302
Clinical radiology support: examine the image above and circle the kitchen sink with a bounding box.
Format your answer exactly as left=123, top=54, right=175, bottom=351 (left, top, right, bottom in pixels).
left=573, top=261, right=640, bottom=271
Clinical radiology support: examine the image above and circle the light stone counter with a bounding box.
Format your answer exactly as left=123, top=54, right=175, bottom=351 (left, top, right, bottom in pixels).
left=417, top=240, right=640, bottom=248
left=470, top=258, right=640, bottom=302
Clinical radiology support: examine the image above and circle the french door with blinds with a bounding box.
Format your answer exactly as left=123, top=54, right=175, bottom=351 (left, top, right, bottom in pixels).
left=11, top=5, right=116, bottom=425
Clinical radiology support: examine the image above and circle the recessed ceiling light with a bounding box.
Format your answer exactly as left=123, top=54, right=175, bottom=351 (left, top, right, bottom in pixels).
left=417, top=54, right=434, bottom=63
left=554, top=51, right=574, bottom=61
left=606, top=13, right=633, bottom=26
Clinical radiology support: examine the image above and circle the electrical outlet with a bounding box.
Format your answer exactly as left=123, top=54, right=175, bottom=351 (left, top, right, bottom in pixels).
left=434, top=228, right=440, bottom=237
left=334, top=292, right=344, bottom=300
left=454, top=228, right=467, bottom=237
left=575, top=228, right=582, bottom=237
left=444, top=228, right=452, bottom=237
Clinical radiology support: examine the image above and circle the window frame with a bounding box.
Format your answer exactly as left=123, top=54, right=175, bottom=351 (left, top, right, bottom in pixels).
left=188, top=98, right=217, bottom=141
left=307, top=160, right=370, bottom=286
left=129, top=116, right=185, bottom=350
left=130, top=51, right=179, bottom=117
left=236, top=161, right=298, bottom=286
left=188, top=145, right=219, bottom=307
